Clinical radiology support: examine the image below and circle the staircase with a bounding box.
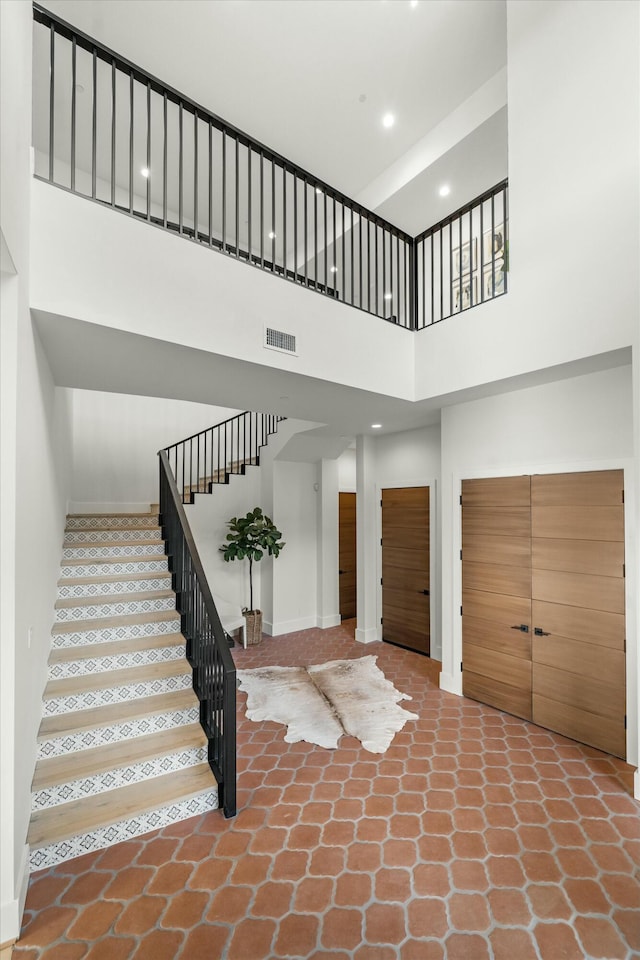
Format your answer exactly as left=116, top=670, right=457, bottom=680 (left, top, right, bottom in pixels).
left=28, top=511, right=218, bottom=871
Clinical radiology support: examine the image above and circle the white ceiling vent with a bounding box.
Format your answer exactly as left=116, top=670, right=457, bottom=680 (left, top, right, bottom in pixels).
left=265, top=326, right=297, bottom=355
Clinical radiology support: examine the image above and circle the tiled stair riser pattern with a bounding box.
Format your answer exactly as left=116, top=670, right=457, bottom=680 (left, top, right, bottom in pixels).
left=30, top=514, right=218, bottom=872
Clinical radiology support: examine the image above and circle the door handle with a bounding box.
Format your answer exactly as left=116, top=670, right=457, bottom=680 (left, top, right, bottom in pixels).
left=510, top=624, right=529, bottom=633
left=419, top=590, right=430, bottom=595
left=339, top=570, right=344, bottom=575
left=534, top=627, right=550, bottom=636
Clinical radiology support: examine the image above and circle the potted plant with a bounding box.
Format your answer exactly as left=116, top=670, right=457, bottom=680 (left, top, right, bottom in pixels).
left=220, top=507, right=285, bottom=645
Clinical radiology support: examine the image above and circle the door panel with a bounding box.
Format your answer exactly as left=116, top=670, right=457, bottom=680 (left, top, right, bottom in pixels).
left=462, top=477, right=532, bottom=720
left=530, top=469, right=626, bottom=760
left=462, top=506, right=531, bottom=539
left=338, top=492, right=356, bottom=620
left=532, top=569, right=625, bottom=614
left=532, top=538, right=624, bottom=577
left=532, top=600, right=624, bottom=650
left=382, top=487, right=430, bottom=655
left=459, top=476, right=530, bottom=506
left=463, top=534, right=531, bottom=567
left=531, top=470, right=624, bottom=507
left=533, top=695, right=626, bottom=759
left=464, top=672, right=532, bottom=722
left=532, top=506, right=624, bottom=541
left=464, top=644, right=532, bottom=690
left=462, top=616, right=531, bottom=661
left=464, top=561, right=531, bottom=598
left=534, top=635, right=625, bottom=686
left=462, top=589, right=531, bottom=628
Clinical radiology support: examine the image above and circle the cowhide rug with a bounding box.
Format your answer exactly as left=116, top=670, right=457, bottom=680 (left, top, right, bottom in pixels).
left=237, top=655, right=418, bottom=753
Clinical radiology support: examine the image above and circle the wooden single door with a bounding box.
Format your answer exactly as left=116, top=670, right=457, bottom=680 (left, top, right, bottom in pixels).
left=531, top=470, right=626, bottom=759
left=461, top=477, right=533, bottom=721
left=338, top=492, right=356, bottom=620
left=381, top=487, right=430, bottom=655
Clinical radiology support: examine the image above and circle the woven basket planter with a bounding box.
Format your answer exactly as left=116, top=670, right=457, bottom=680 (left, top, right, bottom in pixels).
left=244, top=610, right=263, bottom=646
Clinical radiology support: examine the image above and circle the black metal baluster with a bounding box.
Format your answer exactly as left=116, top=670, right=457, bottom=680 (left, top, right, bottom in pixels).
left=162, top=92, right=167, bottom=228
left=503, top=183, right=509, bottom=294
left=323, top=189, right=327, bottom=288
left=283, top=165, right=287, bottom=277
left=491, top=191, right=496, bottom=297
left=91, top=50, right=97, bottom=198
left=71, top=37, right=76, bottom=192
left=208, top=121, right=213, bottom=245
left=111, top=60, right=116, bottom=206
left=129, top=72, right=134, bottom=214
left=313, top=184, right=318, bottom=287
left=146, top=81, right=151, bottom=220
left=382, top=229, right=386, bottom=316
left=439, top=227, right=443, bottom=322
left=375, top=223, right=379, bottom=316
left=194, top=111, right=199, bottom=239
left=248, top=144, right=252, bottom=261
left=259, top=150, right=264, bottom=267
left=293, top=171, right=298, bottom=282
left=480, top=194, right=485, bottom=300
left=178, top=102, right=183, bottom=234
left=271, top=159, right=276, bottom=272
left=304, top=181, right=308, bottom=285
left=222, top=132, right=226, bottom=252
left=341, top=202, right=345, bottom=302
left=235, top=136, right=239, bottom=258
left=49, top=23, right=55, bottom=182
left=350, top=207, right=354, bottom=306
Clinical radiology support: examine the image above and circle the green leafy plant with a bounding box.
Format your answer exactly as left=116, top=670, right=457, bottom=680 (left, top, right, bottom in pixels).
left=220, top=507, right=285, bottom=613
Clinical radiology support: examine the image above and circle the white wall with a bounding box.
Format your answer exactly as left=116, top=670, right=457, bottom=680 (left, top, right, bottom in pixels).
left=30, top=180, right=414, bottom=403
left=414, top=0, right=639, bottom=402
left=70, top=389, right=240, bottom=509
left=439, top=365, right=637, bottom=767
left=1, top=1, right=73, bottom=942
left=337, top=448, right=357, bottom=492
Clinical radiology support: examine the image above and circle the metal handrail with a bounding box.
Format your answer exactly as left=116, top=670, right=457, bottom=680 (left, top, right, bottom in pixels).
left=159, top=450, right=236, bottom=818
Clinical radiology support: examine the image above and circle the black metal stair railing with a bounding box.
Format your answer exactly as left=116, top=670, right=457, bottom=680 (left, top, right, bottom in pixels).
left=32, top=4, right=508, bottom=330
left=159, top=450, right=236, bottom=818
left=32, top=4, right=415, bottom=328
left=164, top=410, right=286, bottom=505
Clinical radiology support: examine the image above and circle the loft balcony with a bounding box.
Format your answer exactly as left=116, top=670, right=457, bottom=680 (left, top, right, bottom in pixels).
left=32, top=3, right=508, bottom=333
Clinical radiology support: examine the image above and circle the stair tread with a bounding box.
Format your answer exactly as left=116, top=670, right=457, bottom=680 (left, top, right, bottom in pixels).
left=68, top=513, right=158, bottom=519
left=65, top=524, right=160, bottom=532
left=33, top=724, right=207, bottom=789
left=52, top=610, right=179, bottom=634
left=64, top=538, right=165, bottom=547
left=58, top=572, right=171, bottom=586
left=49, top=633, right=184, bottom=664
left=44, top=659, right=191, bottom=698
left=38, top=688, right=198, bottom=739
left=55, top=589, right=174, bottom=610
left=28, top=763, right=215, bottom=849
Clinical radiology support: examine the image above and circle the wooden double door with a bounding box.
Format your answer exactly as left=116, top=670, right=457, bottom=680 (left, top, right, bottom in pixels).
left=461, top=471, right=626, bottom=759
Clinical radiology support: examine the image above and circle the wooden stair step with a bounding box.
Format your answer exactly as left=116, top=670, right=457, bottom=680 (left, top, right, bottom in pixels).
left=48, top=633, right=184, bottom=664
left=44, top=659, right=191, bottom=699
left=28, top=764, right=215, bottom=849
left=63, top=538, right=165, bottom=548
left=65, top=524, right=160, bottom=532
left=55, top=589, right=174, bottom=610
left=52, top=610, right=178, bottom=635
left=68, top=512, right=158, bottom=519
left=61, top=555, right=167, bottom=566
left=38, top=688, right=198, bottom=739
left=33, top=724, right=206, bottom=790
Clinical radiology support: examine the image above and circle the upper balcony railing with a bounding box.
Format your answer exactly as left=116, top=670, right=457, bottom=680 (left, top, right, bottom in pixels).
left=32, top=4, right=507, bottom=331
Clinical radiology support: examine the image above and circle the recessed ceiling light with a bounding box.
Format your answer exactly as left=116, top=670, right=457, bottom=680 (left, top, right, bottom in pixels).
left=383, top=292, right=393, bottom=301
left=410, top=0, right=419, bottom=7
left=371, top=423, right=382, bottom=429
left=141, top=167, right=150, bottom=178
left=268, top=231, right=276, bottom=239
left=439, top=184, right=451, bottom=197
left=382, top=113, right=395, bottom=129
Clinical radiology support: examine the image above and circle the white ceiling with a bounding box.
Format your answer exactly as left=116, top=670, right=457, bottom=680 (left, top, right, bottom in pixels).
left=38, top=0, right=508, bottom=233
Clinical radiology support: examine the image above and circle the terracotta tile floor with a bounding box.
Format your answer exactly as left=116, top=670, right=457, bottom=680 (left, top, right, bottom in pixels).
left=13, top=622, right=640, bottom=959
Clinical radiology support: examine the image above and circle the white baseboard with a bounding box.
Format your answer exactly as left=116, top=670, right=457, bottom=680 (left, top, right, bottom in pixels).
left=635, top=768, right=640, bottom=802
left=317, top=614, right=341, bottom=629
left=67, top=501, right=155, bottom=515
left=0, top=844, right=28, bottom=945
left=267, top=616, right=318, bottom=637
left=439, top=672, right=462, bottom=696
left=355, top=626, right=378, bottom=645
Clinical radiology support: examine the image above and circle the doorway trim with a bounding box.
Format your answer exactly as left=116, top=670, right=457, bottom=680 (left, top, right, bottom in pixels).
left=376, top=477, right=438, bottom=656
left=446, top=456, right=636, bottom=771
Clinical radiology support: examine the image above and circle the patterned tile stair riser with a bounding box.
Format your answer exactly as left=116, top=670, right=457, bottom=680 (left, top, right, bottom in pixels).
left=48, top=643, right=185, bottom=679
left=66, top=514, right=160, bottom=529
left=32, top=744, right=208, bottom=810
left=51, top=616, right=180, bottom=648
left=42, top=672, right=192, bottom=716
left=63, top=529, right=163, bottom=543
left=29, top=790, right=218, bottom=871
left=59, top=559, right=169, bottom=577
left=57, top=576, right=172, bottom=598
left=37, top=705, right=199, bottom=759
left=62, top=543, right=166, bottom=559
left=54, top=595, right=176, bottom=622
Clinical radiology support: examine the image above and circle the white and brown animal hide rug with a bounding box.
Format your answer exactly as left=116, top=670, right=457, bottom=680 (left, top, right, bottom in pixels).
left=237, top=655, right=417, bottom=753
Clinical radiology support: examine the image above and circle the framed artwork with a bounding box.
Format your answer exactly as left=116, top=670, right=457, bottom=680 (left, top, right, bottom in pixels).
left=453, top=238, right=477, bottom=279
left=483, top=259, right=506, bottom=299
left=452, top=273, right=477, bottom=313
left=483, top=223, right=505, bottom=262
